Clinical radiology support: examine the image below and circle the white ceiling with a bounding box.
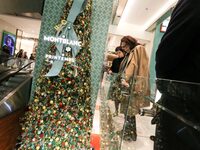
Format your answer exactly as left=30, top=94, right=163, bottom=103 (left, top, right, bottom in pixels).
left=0, top=0, right=178, bottom=38
left=122, top=0, right=167, bottom=26
left=120, top=0, right=178, bottom=30
left=0, top=14, right=41, bottom=38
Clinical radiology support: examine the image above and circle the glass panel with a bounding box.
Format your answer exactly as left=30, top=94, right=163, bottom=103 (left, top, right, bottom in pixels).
left=100, top=74, right=200, bottom=150
left=0, top=58, right=34, bottom=99
left=0, top=58, right=35, bottom=71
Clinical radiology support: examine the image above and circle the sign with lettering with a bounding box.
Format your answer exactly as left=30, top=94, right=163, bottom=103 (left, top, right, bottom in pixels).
left=44, top=0, right=86, bottom=77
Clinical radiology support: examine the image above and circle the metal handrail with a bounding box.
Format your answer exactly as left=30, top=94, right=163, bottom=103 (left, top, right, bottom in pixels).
left=0, top=61, right=33, bottom=83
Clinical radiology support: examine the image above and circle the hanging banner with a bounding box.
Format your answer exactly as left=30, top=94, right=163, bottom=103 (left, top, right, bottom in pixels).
left=44, top=0, right=86, bottom=77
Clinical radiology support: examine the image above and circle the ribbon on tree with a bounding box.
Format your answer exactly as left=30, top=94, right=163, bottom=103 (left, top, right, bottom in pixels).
left=45, top=0, right=87, bottom=77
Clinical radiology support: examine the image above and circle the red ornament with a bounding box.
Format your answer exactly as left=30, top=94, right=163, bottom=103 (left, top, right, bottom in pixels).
left=50, top=84, right=53, bottom=89
left=66, top=77, right=71, bottom=81
left=66, top=127, right=70, bottom=132
left=59, top=102, right=63, bottom=108
left=62, top=142, right=65, bottom=147
left=40, top=133, right=44, bottom=138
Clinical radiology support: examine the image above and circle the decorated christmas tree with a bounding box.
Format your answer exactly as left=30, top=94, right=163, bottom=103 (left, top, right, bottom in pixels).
left=18, top=0, right=93, bottom=149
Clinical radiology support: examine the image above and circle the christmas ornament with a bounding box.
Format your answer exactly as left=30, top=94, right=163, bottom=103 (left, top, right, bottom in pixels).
left=18, top=0, right=93, bottom=149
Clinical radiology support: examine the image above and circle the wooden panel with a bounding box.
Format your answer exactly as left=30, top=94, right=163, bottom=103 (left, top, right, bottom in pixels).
left=0, top=109, right=24, bottom=150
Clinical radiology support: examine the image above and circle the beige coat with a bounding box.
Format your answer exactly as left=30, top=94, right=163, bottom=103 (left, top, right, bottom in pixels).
left=120, top=45, right=150, bottom=116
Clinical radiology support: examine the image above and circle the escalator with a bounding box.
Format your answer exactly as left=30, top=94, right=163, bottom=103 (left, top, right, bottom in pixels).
left=0, top=58, right=34, bottom=150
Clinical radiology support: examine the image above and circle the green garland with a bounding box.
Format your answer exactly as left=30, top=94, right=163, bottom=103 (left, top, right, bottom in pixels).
left=19, top=0, right=93, bottom=149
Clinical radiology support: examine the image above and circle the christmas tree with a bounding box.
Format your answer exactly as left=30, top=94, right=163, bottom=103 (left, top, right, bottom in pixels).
left=19, top=0, right=93, bottom=149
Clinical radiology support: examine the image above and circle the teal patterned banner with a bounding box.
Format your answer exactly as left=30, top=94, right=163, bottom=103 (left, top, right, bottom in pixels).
left=31, top=0, right=66, bottom=98
left=90, top=0, right=114, bottom=109
left=31, top=0, right=114, bottom=111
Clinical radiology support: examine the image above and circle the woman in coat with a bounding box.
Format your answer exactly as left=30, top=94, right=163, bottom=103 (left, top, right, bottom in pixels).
left=119, top=36, right=150, bottom=141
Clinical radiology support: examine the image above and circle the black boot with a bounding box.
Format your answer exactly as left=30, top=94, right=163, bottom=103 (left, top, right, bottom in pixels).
left=123, top=115, right=137, bottom=141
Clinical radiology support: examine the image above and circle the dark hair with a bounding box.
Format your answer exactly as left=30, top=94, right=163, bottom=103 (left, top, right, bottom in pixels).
left=115, top=46, right=122, bottom=52
left=2, top=45, right=10, bottom=54
left=115, top=46, right=126, bottom=55
left=121, top=35, right=138, bottom=49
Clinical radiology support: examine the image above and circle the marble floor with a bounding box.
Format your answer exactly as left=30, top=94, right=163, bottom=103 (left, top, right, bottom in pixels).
left=97, top=72, right=155, bottom=150
left=107, top=100, right=156, bottom=150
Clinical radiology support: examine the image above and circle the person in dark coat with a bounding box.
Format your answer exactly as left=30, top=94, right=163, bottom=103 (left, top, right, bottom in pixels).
left=23, top=51, right=28, bottom=59
left=154, top=0, right=200, bottom=149
left=110, top=46, right=125, bottom=74
left=108, top=46, right=125, bottom=117
left=16, top=49, right=24, bottom=58
left=0, top=45, right=10, bottom=63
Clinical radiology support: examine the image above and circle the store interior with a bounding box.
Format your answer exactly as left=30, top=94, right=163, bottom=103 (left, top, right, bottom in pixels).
left=0, top=0, right=180, bottom=150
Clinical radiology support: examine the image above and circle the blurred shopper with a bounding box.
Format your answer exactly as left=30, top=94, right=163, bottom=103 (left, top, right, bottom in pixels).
left=111, top=36, right=149, bottom=141
left=16, top=49, right=24, bottom=67
left=23, top=51, right=28, bottom=59
left=154, top=0, right=200, bottom=149
left=109, top=46, right=125, bottom=74
left=0, top=45, right=10, bottom=64
left=29, top=53, right=36, bottom=60
left=16, top=49, right=24, bottom=58
left=119, top=36, right=150, bottom=141
left=108, top=46, right=125, bottom=117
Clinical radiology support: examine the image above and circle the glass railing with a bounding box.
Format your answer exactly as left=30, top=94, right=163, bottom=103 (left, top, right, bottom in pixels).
left=0, top=58, right=34, bottom=118
left=0, top=58, right=35, bottom=70
left=0, top=58, right=35, bottom=83
left=100, top=72, right=200, bottom=150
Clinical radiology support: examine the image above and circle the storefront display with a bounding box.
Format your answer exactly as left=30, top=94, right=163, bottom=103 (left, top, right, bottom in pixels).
left=19, top=0, right=92, bottom=149
left=18, top=0, right=114, bottom=149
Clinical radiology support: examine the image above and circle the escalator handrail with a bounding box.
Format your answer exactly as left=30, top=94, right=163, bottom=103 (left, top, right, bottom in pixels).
left=0, top=61, right=33, bottom=83
left=0, top=57, right=16, bottom=75
left=2, top=56, right=15, bottom=63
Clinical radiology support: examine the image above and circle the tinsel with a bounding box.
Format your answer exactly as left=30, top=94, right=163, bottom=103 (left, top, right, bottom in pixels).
left=18, top=0, right=93, bottom=149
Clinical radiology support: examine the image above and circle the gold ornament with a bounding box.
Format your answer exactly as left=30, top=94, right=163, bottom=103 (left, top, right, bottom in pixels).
left=36, top=146, right=40, bottom=150
left=65, top=142, right=69, bottom=146
left=55, top=137, right=60, bottom=142
left=55, top=147, right=60, bottom=150
left=34, top=99, right=39, bottom=103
